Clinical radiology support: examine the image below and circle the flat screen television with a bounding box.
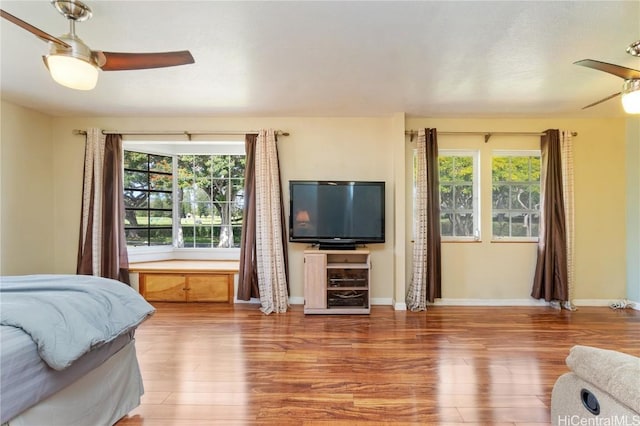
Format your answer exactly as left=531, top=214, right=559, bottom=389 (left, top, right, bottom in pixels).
left=289, top=180, right=385, bottom=249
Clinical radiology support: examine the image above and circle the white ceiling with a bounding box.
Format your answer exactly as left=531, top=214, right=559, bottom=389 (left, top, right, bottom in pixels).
left=1, top=1, right=639, bottom=118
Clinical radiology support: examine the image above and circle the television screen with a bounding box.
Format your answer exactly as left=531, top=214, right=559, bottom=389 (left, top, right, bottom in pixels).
left=289, top=180, right=385, bottom=247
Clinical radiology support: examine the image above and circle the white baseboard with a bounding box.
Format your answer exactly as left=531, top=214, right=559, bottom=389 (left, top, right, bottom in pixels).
left=433, top=298, right=549, bottom=306
left=289, top=296, right=305, bottom=305
left=246, top=297, right=640, bottom=310
left=393, top=302, right=407, bottom=311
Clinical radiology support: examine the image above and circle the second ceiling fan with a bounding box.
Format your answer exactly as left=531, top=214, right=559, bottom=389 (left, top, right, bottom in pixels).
left=574, top=40, right=640, bottom=114
left=0, top=0, right=195, bottom=90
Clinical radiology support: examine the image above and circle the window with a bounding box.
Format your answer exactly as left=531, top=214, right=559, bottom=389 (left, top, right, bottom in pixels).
left=124, top=148, right=245, bottom=249
left=492, top=151, right=541, bottom=240
left=177, top=155, right=245, bottom=248
left=124, top=151, right=173, bottom=246
left=439, top=151, right=480, bottom=240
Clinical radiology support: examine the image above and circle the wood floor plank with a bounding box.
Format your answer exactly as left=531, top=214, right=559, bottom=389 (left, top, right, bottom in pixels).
left=117, top=304, right=640, bottom=425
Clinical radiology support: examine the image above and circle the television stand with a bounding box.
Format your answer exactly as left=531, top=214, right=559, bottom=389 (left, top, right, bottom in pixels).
left=317, top=239, right=356, bottom=250
left=303, top=248, right=370, bottom=314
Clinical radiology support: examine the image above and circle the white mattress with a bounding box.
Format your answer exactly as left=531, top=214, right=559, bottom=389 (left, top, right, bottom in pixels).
left=0, top=325, right=133, bottom=423
left=6, top=339, right=143, bottom=426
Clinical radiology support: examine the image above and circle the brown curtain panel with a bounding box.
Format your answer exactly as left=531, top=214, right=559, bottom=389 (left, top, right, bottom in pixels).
left=424, top=128, right=442, bottom=302
left=237, top=134, right=259, bottom=300
left=77, top=132, right=130, bottom=284
left=531, top=129, right=568, bottom=301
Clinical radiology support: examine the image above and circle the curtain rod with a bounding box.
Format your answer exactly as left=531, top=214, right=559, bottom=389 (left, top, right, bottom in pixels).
left=405, top=130, right=577, bottom=143
left=72, top=129, right=290, bottom=138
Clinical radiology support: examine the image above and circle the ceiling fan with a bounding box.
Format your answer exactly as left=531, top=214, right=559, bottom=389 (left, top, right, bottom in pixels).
left=574, top=40, right=640, bottom=114
left=0, top=0, right=194, bottom=90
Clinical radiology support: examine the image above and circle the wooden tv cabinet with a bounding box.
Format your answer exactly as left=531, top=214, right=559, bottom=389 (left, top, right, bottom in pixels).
left=303, top=248, right=370, bottom=314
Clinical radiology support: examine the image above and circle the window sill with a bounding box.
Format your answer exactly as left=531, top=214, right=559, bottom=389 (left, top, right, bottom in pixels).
left=490, top=238, right=538, bottom=243
left=128, top=247, right=240, bottom=263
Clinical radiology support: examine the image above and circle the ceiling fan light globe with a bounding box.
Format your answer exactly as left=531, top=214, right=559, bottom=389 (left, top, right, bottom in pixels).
left=621, top=80, right=640, bottom=114
left=46, top=54, right=98, bottom=90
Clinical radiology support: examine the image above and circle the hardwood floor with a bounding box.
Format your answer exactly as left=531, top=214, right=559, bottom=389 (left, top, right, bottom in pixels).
left=116, top=303, right=640, bottom=425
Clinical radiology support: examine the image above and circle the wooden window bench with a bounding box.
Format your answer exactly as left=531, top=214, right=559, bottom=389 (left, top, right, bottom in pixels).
left=129, top=260, right=238, bottom=303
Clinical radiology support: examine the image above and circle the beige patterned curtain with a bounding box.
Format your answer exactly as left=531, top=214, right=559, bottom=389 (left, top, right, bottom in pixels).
left=560, top=131, right=576, bottom=309
left=407, top=128, right=441, bottom=311
left=77, top=129, right=129, bottom=284
left=255, top=129, right=289, bottom=313
left=531, top=129, right=575, bottom=308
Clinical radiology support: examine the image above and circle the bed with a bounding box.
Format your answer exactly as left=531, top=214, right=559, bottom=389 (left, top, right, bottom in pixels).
left=0, top=274, right=155, bottom=426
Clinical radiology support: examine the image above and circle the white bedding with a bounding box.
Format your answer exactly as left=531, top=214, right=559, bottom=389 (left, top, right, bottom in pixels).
left=0, top=274, right=155, bottom=370
left=0, top=274, right=154, bottom=424
left=6, top=340, right=144, bottom=426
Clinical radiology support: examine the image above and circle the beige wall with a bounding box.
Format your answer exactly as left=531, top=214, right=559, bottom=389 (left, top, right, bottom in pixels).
left=50, top=116, right=396, bottom=302
left=1, top=101, right=630, bottom=305
left=1, top=101, right=55, bottom=274
left=627, top=118, right=640, bottom=304
left=406, top=117, right=628, bottom=303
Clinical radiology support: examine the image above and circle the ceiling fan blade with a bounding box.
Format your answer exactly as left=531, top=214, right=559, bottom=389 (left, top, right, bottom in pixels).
left=0, top=9, right=69, bottom=48
left=582, top=92, right=621, bottom=110
left=96, top=50, right=195, bottom=71
left=574, top=59, right=640, bottom=80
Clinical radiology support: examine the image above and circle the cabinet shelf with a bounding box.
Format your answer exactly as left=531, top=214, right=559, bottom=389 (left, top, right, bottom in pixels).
left=304, top=248, right=370, bottom=315
left=327, top=263, right=369, bottom=269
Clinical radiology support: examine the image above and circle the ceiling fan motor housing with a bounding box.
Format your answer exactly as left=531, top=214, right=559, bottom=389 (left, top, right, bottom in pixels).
left=48, top=33, right=93, bottom=64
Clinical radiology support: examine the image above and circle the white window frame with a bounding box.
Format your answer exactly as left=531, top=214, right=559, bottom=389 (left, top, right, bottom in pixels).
left=491, top=149, right=541, bottom=242
left=123, top=139, right=245, bottom=262
left=438, top=149, right=481, bottom=242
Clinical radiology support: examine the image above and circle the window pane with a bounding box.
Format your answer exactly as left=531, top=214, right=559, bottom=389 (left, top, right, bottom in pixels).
left=510, top=185, right=531, bottom=210
left=492, top=184, right=509, bottom=209
left=229, top=157, right=246, bottom=177
left=126, top=210, right=149, bottom=226
left=531, top=157, right=541, bottom=180
left=124, top=191, right=148, bottom=209
left=178, top=157, right=194, bottom=180
left=440, top=213, right=453, bottom=236
left=530, top=213, right=540, bottom=236
left=492, top=157, right=509, bottom=182
left=150, top=173, right=172, bottom=191
left=454, top=185, right=473, bottom=209
left=437, top=153, right=477, bottom=239
left=126, top=229, right=149, bottom=246
left=491, top=153, right=540, bottom=240
left=510, top=157, right=531, bottom=181
left=439, top=157, right=453, bottom=182
left=453, top=213, right=474, bottom=236
left=124, top=151, right=149, bottom=171
left=510, top=212, right=528, bottom=237
left=531, top=188, right=540, bottom=209
left=124, top=171, right=148, bottom=190
left=181, top=225, right=195, bottom=247
left=440, top=185, right=453, bottom=209
left=150, top=210, right=172, bottom=227
left=452, top=157, right=473, bottom=181
left=149, top=228, right=172, bottom=246
left=149, top=155, right=172, bottom=173
left=194, top=225, right=213, bottom=248
left=150, top=192, right=172, bottom=209
left=492, top=213, right=510, bottom=237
